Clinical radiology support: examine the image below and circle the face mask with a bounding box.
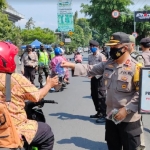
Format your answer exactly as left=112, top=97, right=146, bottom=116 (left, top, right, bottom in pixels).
left=110, top=47, right=125, bottom=60
left=90, top=47, right=97, bottom=53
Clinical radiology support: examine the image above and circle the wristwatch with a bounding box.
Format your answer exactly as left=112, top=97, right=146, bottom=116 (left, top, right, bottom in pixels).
left=125, top=107, right=131, bottom=114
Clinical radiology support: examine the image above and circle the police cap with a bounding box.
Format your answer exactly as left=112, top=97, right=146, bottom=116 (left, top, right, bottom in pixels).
left=89, top=40, right=99, bottom=46
left=140, top=37, right=150, bottom=48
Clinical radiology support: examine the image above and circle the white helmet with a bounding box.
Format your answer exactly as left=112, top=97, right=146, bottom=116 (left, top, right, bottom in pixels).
left=60, top=48, right=64, bottom=54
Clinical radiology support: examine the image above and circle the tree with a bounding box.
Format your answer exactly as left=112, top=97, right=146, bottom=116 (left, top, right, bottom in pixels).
left=76, top=18, right=92, bottom=46
left=81, top=0, right=134, bottom=41
left=25, top=17, right=35, bottom=30
left=0, top=0, right=7, bottom=10
left=136, top=5, right=150, bottom=44
left=74, top=11, right=78, bottom=25
left=0, top=12, right=13, bottom=40
left=21, top=27, right=57, bottom=44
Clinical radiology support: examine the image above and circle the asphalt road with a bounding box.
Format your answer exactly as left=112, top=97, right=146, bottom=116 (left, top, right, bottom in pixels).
left=17, top=52, right=150, bottom=150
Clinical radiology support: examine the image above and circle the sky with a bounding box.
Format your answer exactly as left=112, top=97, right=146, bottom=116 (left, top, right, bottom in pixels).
left=6, top=0, right=150, bottom=31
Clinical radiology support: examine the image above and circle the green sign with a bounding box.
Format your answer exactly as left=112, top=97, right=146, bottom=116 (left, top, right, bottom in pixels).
left=57, top=13, right=74, bottom=32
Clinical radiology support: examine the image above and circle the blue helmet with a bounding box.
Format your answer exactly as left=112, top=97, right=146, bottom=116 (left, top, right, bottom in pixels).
left=54, top=47, right=61, bottom=56
left=90, top=47, right=97, bottom=53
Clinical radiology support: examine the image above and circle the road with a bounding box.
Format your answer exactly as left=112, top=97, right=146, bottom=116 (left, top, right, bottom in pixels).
left=17, top=52, right=150, bottom=150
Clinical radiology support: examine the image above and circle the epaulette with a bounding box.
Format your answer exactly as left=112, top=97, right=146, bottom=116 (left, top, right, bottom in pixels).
left=131, top=57, right=138, bottom=64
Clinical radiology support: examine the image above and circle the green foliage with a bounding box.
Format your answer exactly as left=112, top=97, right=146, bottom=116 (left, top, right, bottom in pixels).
left=81, top=0, right=134, bottom=43
left=0, top=12, right=14, bottom=40
left=0, top=0, right=7, bottom=10
left=25, top=17, right=35, bottom=30
left=21, top=27, right=57, bottom=44
left=136, top=5, right=150, bottom=44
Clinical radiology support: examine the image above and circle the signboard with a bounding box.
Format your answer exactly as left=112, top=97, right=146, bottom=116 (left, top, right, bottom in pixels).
left=57, top=0, right=72, bottom=14
left=57, top=13, right=74, bottom=32
left=135, top=11, right=150, bottom=22
left=57, top=0, right=74, bottom=32
left=68, top=31, right=73, bottom=36
left=60, top=41, right=64, bottom=46
left=132, top=32, right=138, bottom=38
left=65, top=38, right=71, bottom=43
left=112, top=10, right=120, bottom=18
left=139, top=68, right=150, bottom=114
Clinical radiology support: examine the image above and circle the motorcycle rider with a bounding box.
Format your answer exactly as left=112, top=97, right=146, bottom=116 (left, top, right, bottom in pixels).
left=0, top=41, right=58, bottom=150
left=75, top=51, right=83, bottom=63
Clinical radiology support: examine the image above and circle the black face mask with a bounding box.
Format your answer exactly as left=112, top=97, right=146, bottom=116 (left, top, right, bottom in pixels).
left=110, top=47, right=125, bottom=60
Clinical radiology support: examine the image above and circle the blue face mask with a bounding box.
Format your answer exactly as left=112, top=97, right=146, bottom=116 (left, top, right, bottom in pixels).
left=90, top=47, right=97, bottom=53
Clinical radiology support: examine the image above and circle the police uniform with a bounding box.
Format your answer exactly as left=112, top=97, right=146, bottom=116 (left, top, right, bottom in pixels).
left=140, top=37, right=150, bottom=66
left=88, top=40, right=107, bottom=121
left=21, top=51, right=38, bottom=84
left=129, top=35, right=146, bottom=149
left=73, top=33, right=143, bottom=150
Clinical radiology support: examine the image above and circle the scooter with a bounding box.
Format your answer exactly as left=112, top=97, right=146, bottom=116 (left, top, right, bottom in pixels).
left=24, top=99, right=58, bottom=150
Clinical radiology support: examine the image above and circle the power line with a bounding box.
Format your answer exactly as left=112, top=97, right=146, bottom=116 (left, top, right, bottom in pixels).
left=130, top=0, right=141, bottom=11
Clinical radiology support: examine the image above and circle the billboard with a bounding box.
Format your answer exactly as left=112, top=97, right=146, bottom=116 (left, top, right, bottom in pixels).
left=57, top=0, right=74, bottom=32
left=139, top=68, right=150, bottom=114
left=135, top=11, right=150, bottom=22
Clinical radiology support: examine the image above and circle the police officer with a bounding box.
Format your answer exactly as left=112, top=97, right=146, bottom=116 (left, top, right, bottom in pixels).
left=140, top=37, right=150, bottom=66
left=37, top=44, right=50, bottom=88
left=88, top=40, right=107, bottom=123
left=21, top=45, right=38, bottom=84
left=129, top=35, right=145, bottom=66
left=128, top=35, right=146, bottom=150
left=61, top=32, right=144, bottom=150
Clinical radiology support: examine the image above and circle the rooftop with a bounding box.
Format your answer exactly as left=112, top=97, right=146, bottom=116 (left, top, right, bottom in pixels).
left=3, top=4, right=24, bottom=23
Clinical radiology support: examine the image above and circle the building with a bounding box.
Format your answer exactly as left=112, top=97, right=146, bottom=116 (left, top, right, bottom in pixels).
left=3, top=4, right=24, bottom=23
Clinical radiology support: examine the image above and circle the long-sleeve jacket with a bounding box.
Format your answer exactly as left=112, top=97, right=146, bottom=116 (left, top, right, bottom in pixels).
left=74, top=55, right=141, bottom=122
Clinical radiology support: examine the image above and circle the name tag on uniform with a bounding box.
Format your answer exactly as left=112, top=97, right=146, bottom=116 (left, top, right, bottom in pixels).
left=120, top=71, right=132, bottom=76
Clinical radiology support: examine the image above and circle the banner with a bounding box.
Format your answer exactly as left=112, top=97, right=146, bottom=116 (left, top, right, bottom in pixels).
left=135, top=11, right=150, bottom=22
left=139, top=68, right=150, bottom=114
left=57, top=0, right=74, bottom=32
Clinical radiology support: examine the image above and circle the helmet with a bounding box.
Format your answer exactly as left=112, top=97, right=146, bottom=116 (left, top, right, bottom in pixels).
left=90, top=47, right=97, bottom=53
left=0, top=42, right=18, bottom=73
left=54, top=47, right=61, bottom=56
left=60, top=48, right=64, bottom=55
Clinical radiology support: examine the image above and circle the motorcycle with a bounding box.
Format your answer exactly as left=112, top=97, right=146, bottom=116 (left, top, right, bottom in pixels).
left=24, top=99, right=58, bottom=150
left=0, top=99, right=58, bottom=150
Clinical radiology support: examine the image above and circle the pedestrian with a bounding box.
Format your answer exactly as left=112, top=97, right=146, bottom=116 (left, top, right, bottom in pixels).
left=140, top=37, right=150, bottom=66
left=61, top=32, right=144, bottom=150
left=37, top=44, right=50, bottom=88
left=21, top=45, right=38, bottom=84
left=88, top=40, right=107, bottom=123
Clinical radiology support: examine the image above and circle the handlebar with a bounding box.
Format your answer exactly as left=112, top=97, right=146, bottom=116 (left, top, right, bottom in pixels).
left=42, top=100, right=58, bottom=104
left=25, top=99, right=58, bottom=110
